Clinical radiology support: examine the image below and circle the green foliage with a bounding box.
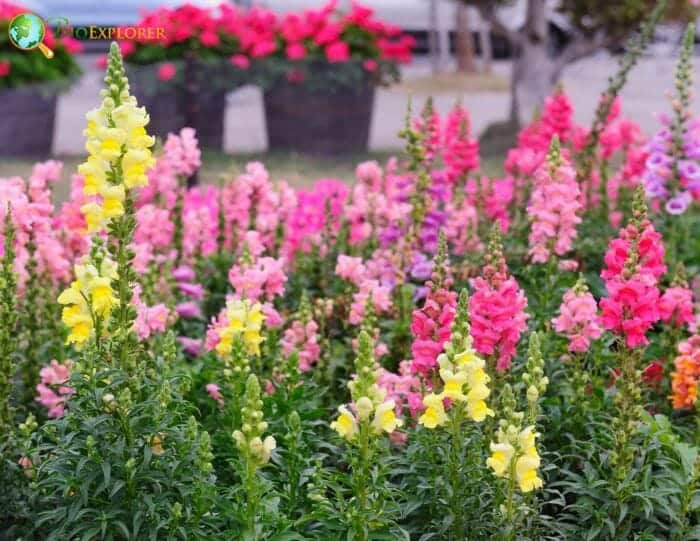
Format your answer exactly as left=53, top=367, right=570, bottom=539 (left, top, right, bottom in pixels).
left=0, top=207, right=18, bottom=429
left=34, top=334, right=217, bottom=540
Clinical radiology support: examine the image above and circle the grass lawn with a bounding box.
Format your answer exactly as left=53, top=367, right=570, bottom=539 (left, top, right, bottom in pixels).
left=392, top=71, right=509, bottom=95
left=0, top=149, right=505, bottom=203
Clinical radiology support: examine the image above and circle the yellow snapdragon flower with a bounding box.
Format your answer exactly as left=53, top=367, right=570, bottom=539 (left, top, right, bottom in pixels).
left=439, top=368, right=468, bottom=401
left=331, top=405, right=358, bottom=440
left=57, top=257, right=118, bottom=347
left=487, top=425, right=543, bottom=493
left=372, top=400, right=403, bottom=434
left=418, top=393, right=447, bottom=429
left=420, top=344, right=494, bottom=428
left=78, top=52, right=155, bottom=233
left=486, top=441, right=515, bottom=477
left=332, top=331, right=404, bottom=442
left=215, top=299, right=266, bottom=357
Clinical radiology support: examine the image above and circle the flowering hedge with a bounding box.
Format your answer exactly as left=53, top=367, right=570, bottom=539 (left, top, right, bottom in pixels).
left=2, top=28, right=700, bottom=540
left=0, top=1, right=82, bottom=89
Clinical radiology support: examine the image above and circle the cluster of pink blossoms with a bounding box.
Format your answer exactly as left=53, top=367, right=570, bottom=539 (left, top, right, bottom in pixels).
left=139, top=128, right=202, bottom=210
left=0, top=162, right=72, bottom=293
left=527, top=142, right=582, bottom=263
left=409, top=285, right=457, bottom=376
left=132, top=285, right=172, bottom=341
left=552, top=281, right=603, bottom=353
left=228, top=256, right=287, bottom=302
left=377, top=361, right=423, bottom=418
left=469, top=256, right=529, bottom=371
left=348, top=280, right=393, bottom=325
left=221, top=162, right=296, bottom=251
left=599, top=216, right=666, bottom=348
left=506, top=91, right=578, bottom=177
left=443, top=105, right=480, bottom=184
left=35, top=360, right=74, bottom=418
left=659, top=285, right=695, bottom=328
left=281, top=319, right=321, bottom=371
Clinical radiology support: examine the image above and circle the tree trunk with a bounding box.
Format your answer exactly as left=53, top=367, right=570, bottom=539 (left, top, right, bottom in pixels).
left=428, top=0, right=440, bottom=74
left=510, top=41, right=562, bottom=126
left=456, top=4, right=476, bottom=73
left=509, top=0, right=561, bottom=126
left=479, top=22, right=493, bottom=74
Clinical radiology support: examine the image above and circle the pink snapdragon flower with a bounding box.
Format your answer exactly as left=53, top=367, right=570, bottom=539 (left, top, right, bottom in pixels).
left=355, top=160, right=383, bottom=189
left=35, top=360, right=74, bottom=418
left=442, top=104, right=479, bottom=183
left=377, top=361, right=423, bottom=417
left=206, top=383, right=224, bottom=406
left=176, top=301, right=202, bottom=319
left=281, top=320, right=321, bottom=371
left=178, top=336, right=203, bottom=356
left=527, top=140, right=582, bottom=263
left=349, top=279, right=393, bottom=325
left=599, top=209, right=664, bottom=348
left=601, top=221, right=666, bottom=283
left=409, top=286, right=457, bottom=376
left=134, top=204, right=175, bottom=249
left=552, top=281, right=603, bottom=352
left=133, top=285, right=172, bottom=340
left=335, top=255, right=367, bottom=286
left=469, top=256, right=529, bottom=371
left=163, top=127, right=201, bottom=177
left=599, top=274, right=660, bottom=348
left=228, top=256, right=287, bottom=302
left=659, top=285, right=694, bottom=328
left=182, top=186, right=219, bottom=259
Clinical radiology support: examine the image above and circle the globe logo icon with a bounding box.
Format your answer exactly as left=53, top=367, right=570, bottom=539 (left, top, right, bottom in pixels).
left=8, top=12, right=54, bottom=58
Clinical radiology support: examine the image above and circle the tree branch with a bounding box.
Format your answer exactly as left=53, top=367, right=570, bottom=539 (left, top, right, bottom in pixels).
left=553, top=31, right=614, bottom=72
left=473, top=2, right=523, bottom=47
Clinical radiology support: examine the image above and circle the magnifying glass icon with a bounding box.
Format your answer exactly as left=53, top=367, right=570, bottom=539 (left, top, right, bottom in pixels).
left=8, top=13, right=54, bottom=59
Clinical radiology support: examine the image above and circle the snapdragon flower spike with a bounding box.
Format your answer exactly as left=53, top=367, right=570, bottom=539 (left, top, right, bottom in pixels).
left=659, top=265, right=695, bottom=329
left=57, top=243, right=118, bottom=347
left=442, top=103, right=480, bottom=184
left=78, top=42, right=155, bottom=233
left=486, top=384, right=544, bottom=493
left=208, top=298, right=266, bottom=358
left=233, top=374, right=276, bottom=466
left=669, top=335, right=700, bottom=410
left=280, top=293, right=321, bottom=372
left=469, top=228, right=529, bottom=371
left=409, top=232, right=457, bottom=376
left=599, top=188, right=664, bottom=348
left=643, top=24, right=698, bottom=214
left=414, top=98, right=441, bottom=167
left=331, top=331, right=403, bottom=441
left=552, top=277, right=603, bottom=353
left=527, top=136, right=582, bottom=263
left=35, top=359, right=74, bottom=418
left=522, top=332, right=549, bottom=422
left=418, top=289, right=494, bottom=428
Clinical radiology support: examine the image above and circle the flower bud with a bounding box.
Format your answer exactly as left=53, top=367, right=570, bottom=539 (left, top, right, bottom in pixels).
left=356, top=396, right=374, bottom=420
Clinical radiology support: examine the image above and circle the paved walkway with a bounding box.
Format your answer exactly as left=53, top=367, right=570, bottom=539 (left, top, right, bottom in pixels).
left=52, top=52, right=700, bottom=155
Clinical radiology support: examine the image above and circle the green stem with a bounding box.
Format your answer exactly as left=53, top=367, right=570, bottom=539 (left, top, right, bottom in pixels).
left=245, top=457, right=259, bottom=537
left=355, top=422, right=371, bottom=541
left=503, top=459, right=518, bottom=541
left=448, top=404, right=465, bottom=540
